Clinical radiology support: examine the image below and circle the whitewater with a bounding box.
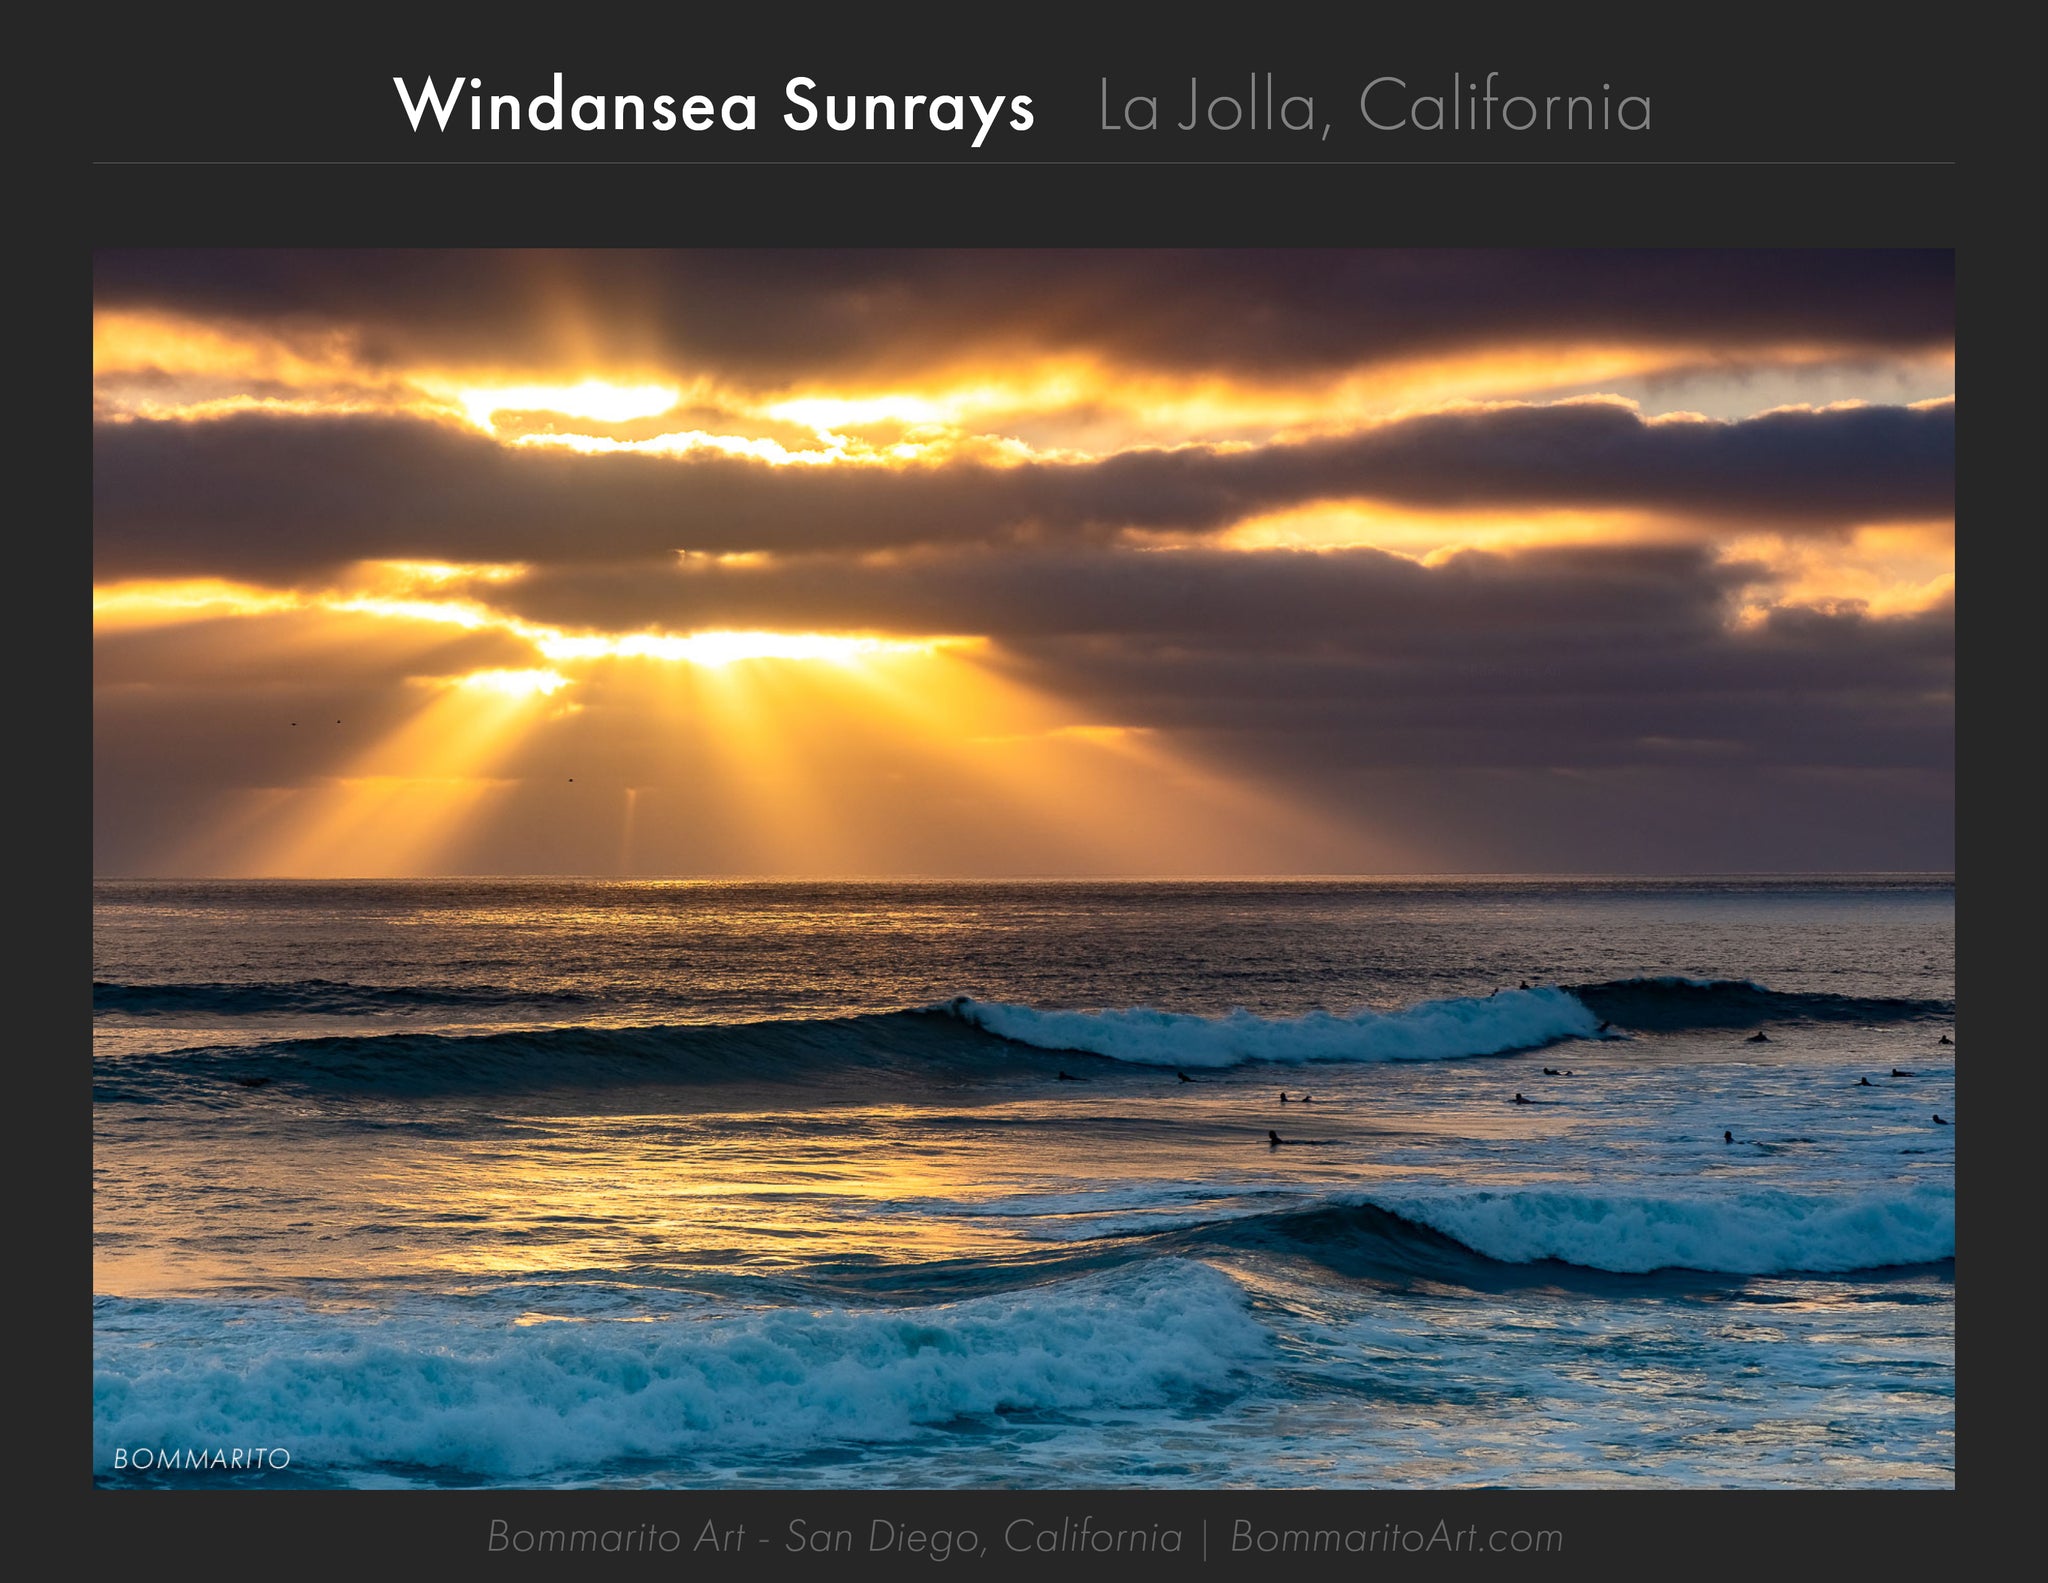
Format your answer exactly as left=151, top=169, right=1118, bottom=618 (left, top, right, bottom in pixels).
left=92, top=876, right=1955, bottom=1488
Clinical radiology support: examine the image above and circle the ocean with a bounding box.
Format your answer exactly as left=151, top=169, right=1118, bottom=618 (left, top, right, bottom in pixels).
left=91, top=876, right=1955, bottom=1488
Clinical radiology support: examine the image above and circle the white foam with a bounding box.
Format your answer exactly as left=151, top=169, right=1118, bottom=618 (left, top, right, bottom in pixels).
left=941, top=987, right=1597, bottom=1069
left=1369, top=1184, right=1955, bottom=1274
left=93, top=1261, right=1267, bottom=1481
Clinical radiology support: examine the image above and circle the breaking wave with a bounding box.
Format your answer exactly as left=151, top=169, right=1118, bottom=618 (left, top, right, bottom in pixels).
left=93, top=1261, right=1266, bottom=1484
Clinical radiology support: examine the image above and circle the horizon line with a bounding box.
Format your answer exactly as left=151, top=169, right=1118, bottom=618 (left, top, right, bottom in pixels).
left=91, top=869, right=1958, bottom=884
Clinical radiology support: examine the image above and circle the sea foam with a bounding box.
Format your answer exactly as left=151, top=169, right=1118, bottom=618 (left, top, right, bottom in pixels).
left=93, top=1261, right=1267, bottom=1482
left=937, top=986, right=1598, bottom=1068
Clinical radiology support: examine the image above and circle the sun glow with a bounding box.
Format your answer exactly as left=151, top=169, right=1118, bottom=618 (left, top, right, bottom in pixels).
left=113, top=567, right=1361, bottom=876
left=1203, top=502, right=1673, bottom=558
left=94, top=579, right=305, bottom=627
left=100, top=307, right=1944, bottom=467
left=456, top=668, right=570, bottom=697
left=533, top=631, right=973, bottom=667
left=1724, top=523, right=1956, bottom=619
left=451, top=380, right=683, bottom=430
left=98, top=569, right=975, bottom=679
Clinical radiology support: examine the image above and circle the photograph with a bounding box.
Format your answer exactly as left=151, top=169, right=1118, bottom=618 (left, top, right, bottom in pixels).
left=91, top=247, right=1955, bottom=1495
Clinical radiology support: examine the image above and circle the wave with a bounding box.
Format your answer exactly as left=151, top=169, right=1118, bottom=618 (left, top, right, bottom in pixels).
left=92, top=988, right=1603, bottom=1098
left=92, top=1010, right=1013, bottom=1100
left=93, top=974, right=1951, bottom=1039
left=94, top=979, right=597, bottom=1017
left=93, top=1261, right=1265, bottom=1483
left=936, top=987, right=1598, bottom=1068
left=1175, top=1185, right=1955, bottom=1278
left=1567, top=976, right=1952, bottom=1031
left=810, top=1174, right=1955, bottom=1280
left=91, top=974, right=1955, bottom=1100
left=88, top=1186, right=1949, bottom=1484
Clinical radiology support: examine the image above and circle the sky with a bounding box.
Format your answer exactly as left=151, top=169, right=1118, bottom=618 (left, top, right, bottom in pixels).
left=92, top=249, right=1954, bottom=877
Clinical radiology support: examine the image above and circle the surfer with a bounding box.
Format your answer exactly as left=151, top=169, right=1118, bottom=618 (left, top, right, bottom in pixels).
left=1543, top=1067, right=1559, bottom=1076
left=233, top=1076, right=270, bottom=1088
left=1933, top=1114, right=1950, bottom=1125
left=1055, top=1071, right=1085, bottom=1082
left=1301, top=1094, right=1314, bottom=1103
left=1938, top=1035, right=1953, bottom=1045
left=1746, top=1032, right=1771, bottom=1043
left=1513, top=1092, right=1532, bottom=1105
left=1177, top=1071, right=1196, bottom=1083
left=1519, top=980, right=1530, bottom=990
left=1724, top=1130, right=1734, bottom=1143
left=1858, top=1076, right=1874, bottom=1086
left=1268, top=1130, right=1284, bottom=1146
left=1891, top=1068, right=1916, bottom=1077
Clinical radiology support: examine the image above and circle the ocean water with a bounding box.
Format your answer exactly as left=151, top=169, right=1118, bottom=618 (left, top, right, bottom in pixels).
left=91, top=877, right=1956, bottom=1488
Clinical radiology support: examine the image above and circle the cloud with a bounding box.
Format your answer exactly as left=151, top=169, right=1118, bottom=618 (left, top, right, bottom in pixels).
left=91, top=545, right=1954, bottom=874
left=480, top=541, right=1954, bottom=782
left=93, top=249, right=1954, bottom=386
left=92, top=398, right=1953, bottom=578
left=99, top=539, right=1954, bottom=775
left=89, top=249, right=1956, bottom=875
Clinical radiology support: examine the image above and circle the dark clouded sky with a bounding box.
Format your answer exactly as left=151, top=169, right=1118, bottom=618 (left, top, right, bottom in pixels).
left=93, top=249, right=1954, bottom=877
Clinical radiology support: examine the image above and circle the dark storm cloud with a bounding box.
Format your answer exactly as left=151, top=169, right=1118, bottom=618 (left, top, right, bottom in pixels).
left=1013, top=603, right=1956, bottom=773
left=92, top=398, right=1953, bottom=578
left=93, top=249, right=1954, bottom=384
left=475, top=541, right=1744, bottom=648
left=473, top=542, right=1953, bottom=773
left=503, top=540, right=1941, bottom=782
left=96, top=541, right=1954, bottom=784
left=92, top=538, right=1953, bottom=873
left=982, top=565, right=1955, bottom=779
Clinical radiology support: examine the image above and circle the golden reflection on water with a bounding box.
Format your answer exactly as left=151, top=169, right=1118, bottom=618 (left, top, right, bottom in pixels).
left=93, top=1091, right=1442, bottom=1297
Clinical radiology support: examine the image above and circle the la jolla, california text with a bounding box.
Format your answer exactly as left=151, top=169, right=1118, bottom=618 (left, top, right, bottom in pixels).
left=394, top=75, right=1034, bottom=148
left=1100, top=73, right=1649, bottom=135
